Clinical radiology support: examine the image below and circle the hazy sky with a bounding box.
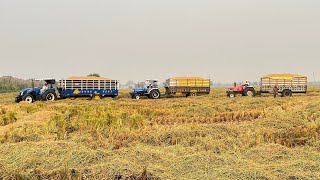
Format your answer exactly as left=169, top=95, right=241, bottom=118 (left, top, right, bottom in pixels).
left=0, top=0, right=319, bottom=83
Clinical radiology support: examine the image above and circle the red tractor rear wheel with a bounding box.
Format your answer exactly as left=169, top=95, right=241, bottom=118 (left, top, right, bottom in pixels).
left=243, top=88, right=256, bottom=97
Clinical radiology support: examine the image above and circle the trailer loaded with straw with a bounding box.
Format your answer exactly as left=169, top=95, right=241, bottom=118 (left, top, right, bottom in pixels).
left=165, top=77, right=211, bottom=97
left=58, top=76, right=119, bottom=99
left=260, top=74, right=307, bottom=96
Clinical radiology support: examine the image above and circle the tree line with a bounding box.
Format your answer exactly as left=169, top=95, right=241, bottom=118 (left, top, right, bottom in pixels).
left=0, top=76, right=36, bottom=92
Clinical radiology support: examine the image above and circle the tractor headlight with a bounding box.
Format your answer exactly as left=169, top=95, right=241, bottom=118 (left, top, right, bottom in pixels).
left=20, top=91, right=24, bottom=96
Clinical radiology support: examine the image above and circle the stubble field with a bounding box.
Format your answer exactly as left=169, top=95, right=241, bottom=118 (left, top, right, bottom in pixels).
left=0, top=87, right=320, bottom=179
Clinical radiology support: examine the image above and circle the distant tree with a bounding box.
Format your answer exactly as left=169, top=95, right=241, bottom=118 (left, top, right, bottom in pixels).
left=88, top=73, right=100, bottom=77
left=135, top=82, right=146, bottom=88
left=125, top=80, right=134, bottom=87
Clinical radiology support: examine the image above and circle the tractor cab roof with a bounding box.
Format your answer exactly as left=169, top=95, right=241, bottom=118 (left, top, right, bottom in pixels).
left=44, top=79, right=56, bottom=84
left=146, top=79, right=158, bottom=82
left=35, top=79, right=56, bottom=84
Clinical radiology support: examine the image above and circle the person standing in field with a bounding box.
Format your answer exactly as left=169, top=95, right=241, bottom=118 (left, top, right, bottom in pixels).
left=273, top=85, right=279, bottom=98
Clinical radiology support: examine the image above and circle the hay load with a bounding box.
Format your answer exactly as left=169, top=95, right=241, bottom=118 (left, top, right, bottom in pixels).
left=66, top=76, right=112, bottom=80
left=262, top=74, right=307, bottom=80
left=166, top=77, right=210, bottom=87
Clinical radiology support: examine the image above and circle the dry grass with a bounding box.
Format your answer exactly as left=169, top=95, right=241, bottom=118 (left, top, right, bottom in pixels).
left=0, top=87, right=320, bottom=179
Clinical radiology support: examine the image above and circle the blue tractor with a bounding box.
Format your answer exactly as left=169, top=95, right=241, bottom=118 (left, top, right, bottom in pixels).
left=130, top=80, right=161, bottom=99
left=15, top=79, right=57, bottom=103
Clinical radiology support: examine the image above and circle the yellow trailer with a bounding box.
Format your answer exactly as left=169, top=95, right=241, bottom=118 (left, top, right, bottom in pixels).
left=165, top=77, right=211, bottom=97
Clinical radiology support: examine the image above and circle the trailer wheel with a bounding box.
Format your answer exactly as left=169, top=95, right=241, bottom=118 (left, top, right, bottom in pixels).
left=244, top=88, right=256, bottom=97
left=282, top=90, right=292, bottom=97
left=150, top=90, right=160, bottom=99
left=191, top=92, right=197, bottom=97
left=23, top=94, right=34, bottom=103
left=42, top=91, right=57, bottom=101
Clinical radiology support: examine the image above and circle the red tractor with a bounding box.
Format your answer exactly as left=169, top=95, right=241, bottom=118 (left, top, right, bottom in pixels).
left=226, top=83, right=257, bottom=98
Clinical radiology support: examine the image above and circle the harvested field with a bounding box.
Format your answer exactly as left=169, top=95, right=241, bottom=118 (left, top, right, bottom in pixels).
left=0, top=87, right=320, bottom=179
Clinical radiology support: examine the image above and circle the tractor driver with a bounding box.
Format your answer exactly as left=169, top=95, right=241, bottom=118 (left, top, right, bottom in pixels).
left=41, top=82, right=48, bottom=93
left=244, top=80, right=250, bottom=86
left=147, top=81, right=152, bottom=89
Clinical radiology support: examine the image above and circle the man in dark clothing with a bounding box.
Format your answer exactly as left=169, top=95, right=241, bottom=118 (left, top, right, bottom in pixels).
left=273, top=85, right=279, bottom=98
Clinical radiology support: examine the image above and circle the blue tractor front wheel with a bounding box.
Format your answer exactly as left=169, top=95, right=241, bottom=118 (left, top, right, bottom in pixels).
left=135, top=95, right=141, bottom=100
left=22, top=94, right=34, bottom=103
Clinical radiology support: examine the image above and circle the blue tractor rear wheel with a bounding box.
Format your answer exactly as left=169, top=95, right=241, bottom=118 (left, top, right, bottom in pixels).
left=42, top=90, right=57, bottom=101
left=149, top=90, right=160, bottom=99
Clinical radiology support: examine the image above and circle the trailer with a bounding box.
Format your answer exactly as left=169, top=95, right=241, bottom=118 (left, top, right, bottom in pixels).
left=165, top=77, right=211, bottom=97
left=58, top=76, right=119, bottom=99
left=260, top=74, right=307, bottom=96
